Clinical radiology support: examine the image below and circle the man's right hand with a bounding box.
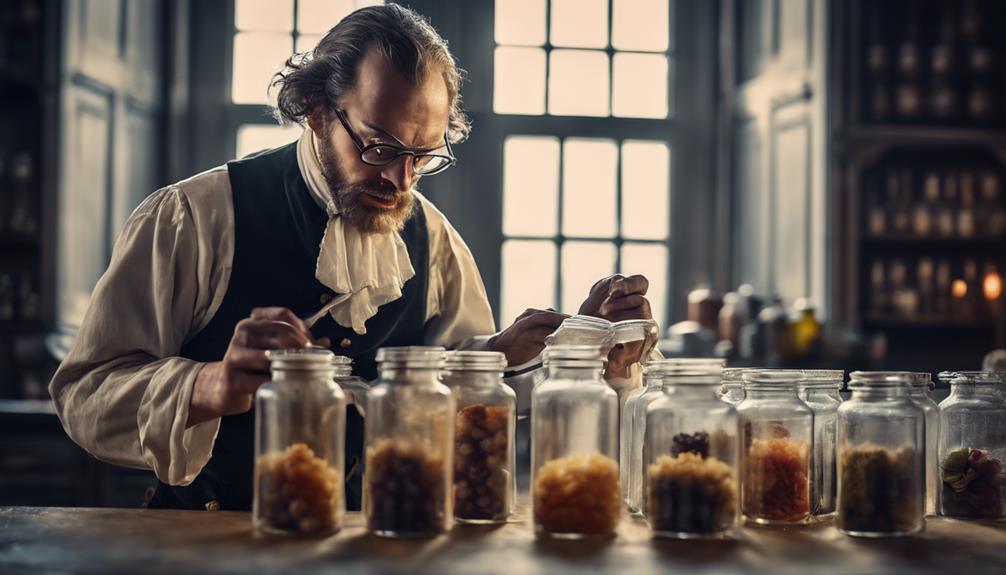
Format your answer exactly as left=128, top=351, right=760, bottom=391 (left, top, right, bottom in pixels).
left=186, top=307, right=313, bottom=427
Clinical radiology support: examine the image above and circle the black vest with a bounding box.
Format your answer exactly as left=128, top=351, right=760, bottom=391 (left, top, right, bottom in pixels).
left=148, top=143, right=429, bottom=511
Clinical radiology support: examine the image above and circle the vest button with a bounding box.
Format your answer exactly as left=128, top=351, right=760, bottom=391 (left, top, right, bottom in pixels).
left=320, top=293, right=332, bottom=304
left=340, top=338, right=352, bottom=348
left=205, top=500, right=221, bottom=511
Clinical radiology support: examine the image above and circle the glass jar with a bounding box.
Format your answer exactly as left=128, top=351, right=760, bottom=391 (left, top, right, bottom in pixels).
left=644, top=359, right=737, bottom=538
left=621, top=361, right=672, bottom=515
left=799, top=369, right=844, bottom=517
left=532, top=345, right=620, bottom=538
left=738, top=370, right=813, bottom=524
left=719, top=367, right=747, bottom=406
left=908, top=372, right=939, bottom=516
left=443, top=351, right=515, bottom=524
left=838, top=372, right=924, bottom=537
left=937, top=371, right=1006, bottom=520
left=363, top=346, right=453, bottom=537
left=254, top=348, right=346, bottom=536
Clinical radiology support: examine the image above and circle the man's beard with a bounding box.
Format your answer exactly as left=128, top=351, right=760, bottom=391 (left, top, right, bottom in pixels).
left=316, top=131, right=415, bottom=235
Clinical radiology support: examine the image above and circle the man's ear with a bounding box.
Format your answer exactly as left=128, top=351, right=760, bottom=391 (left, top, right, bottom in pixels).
left=306, top=108, right=326, bottom=133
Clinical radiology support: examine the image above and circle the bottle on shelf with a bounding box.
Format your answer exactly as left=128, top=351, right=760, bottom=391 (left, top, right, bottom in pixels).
left=958, top=173, right=977, bottom=239
left=865, top=4, right=891, bottom=122
left=918, top=258, right=935, bottom=316
left=894, top=9, right=923, bottom=120
left=961, top=0, right=998, bottom=124
left=980, top=172, right=1005, bottom=237
left=928, top=5, right=958, bottom=121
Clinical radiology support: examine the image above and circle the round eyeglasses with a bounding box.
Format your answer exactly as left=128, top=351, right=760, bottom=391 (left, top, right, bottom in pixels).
left=335, top=109, right=456, bottom=176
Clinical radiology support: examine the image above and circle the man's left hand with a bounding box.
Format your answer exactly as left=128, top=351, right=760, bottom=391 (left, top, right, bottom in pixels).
left=579, top=274, right=654, bottom=378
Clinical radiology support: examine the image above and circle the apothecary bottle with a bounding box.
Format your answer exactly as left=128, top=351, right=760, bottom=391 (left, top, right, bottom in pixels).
left=444, top=351, right=515, bottom=524
left=799, top=369, right=844, bottom=517
left=644, top=359, right=737, bottom=538
left=908, top=372, right=939, bottom=516
left=621, top=361, right=671, bottom=515
left=738, top=370, right=813, bottom=524
left=837, top=372, right=924, bottom=537
left=532, top=345, right=619, bottom=538
left=937, top=371, right=1006, bottom=520
left=363, top=346, right=453, bottom=537
left=254, top=348, right=346, bottom=536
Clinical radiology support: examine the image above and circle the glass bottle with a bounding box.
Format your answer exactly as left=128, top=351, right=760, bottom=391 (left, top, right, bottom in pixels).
left=908, top=372, right=940, bottom=516
left=799, top=369, right=844, bottom=517
left=644, top=359, right=737, bottom=538
left=937, top=371, right=1006, bottom=520
left=622, top=360, right=672, bottom=515
left=532, top=345, right=619, bottom=538
left=254, top=348, right=346, bottom=536
left=364, top=346, right=453, bottom=537
left=838, top=372, right=924, bottom=537
left=443, top=351, right=515, bottom=524
left=738, top=370, right=813, bottom=524
left=720, top=368, right=747, bottom=406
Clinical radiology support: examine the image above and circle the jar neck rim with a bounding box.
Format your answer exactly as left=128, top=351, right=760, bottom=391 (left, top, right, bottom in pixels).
left=939, top=371, right=1006, bottom=386
left=445, top=350, right=507, bottom=372
left=376, top=345, right=446, bottom=369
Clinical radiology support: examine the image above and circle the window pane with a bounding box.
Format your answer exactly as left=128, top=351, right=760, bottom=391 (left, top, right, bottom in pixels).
left=236, top=124, right=303, bottom=159
left=561, top=241, right=616, bottom=314
left=620, top=243, right=668, bottom=328
left=548, top=49, right=609, bottom=117
left=297, top=0, right=354, bottom=34
left=563, top=138, right=617, bottom=238
left=501, top=240, right=557, bottom=325
left=550, top=0, right=607, bottom=48
left=612, top=52, right=668, bottom=119
left=235, top=0, right=293, bottom=31
left=621, top=141, right=670, bottom=239
left=232, top=32, right=292, bottom=104
left=296, top=33, right=324, bottom=54
left=495, top=0, right=546, bottom=46
left=612, top=0, right=669, bottom=52
left=504, top=136, right=559, bottom=237
left=494, top=46, right=546, bottom=115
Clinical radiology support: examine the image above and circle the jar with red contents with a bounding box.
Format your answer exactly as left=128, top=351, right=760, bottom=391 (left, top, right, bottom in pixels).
left=738, top=370, right=813, bottom=524
left=443, top=351, right=515, bottom=524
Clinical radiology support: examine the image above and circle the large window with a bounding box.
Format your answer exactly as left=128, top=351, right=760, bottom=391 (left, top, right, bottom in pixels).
left=229, top=0, right=382, bottom=157
left=494, top=0, right=674, bottom=328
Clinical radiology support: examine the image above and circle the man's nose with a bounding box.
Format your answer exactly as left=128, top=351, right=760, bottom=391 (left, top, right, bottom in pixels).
left=380, top=155, right=417, bottom=193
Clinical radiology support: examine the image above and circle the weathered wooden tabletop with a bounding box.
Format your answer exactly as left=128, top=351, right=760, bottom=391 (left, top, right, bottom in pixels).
left=1, top=506, right=1004, bottom=575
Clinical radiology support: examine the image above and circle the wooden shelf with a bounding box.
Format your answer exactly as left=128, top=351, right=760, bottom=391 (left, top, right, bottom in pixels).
left=862, top=312, right=997, bottom=330
left=837, top=125, right=1006, bottom=148
left=860, top=235, right=1006, bottom=247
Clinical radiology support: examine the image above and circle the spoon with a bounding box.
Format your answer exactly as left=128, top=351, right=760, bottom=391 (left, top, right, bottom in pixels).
left=302, top=292, right=353, bottom=329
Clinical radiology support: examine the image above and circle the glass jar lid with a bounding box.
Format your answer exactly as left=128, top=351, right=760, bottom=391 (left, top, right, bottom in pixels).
left=445, top=350, right=507, bottom=372
left=375, top=346, right=446, bottom=368
left=848, top=371, right=912, bottom=389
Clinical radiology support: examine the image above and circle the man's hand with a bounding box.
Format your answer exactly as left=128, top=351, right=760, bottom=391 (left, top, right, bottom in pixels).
left=487, top=308, right=569, bottom=367
left=578, top=274, right=654, bottom=378
left=187, top=307, right=313, bottom=427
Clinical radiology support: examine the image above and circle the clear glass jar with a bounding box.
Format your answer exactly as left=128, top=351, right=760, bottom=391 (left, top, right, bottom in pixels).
left=838, top=372, right=924, bottom=537
left=908, top=372, right=939, bottom=516
left=799, top=369, right=844, bottom=517
left=738, top=370, right=813, bottom=524
left=937, top=371, right=1006, bottom=520
left=532, top=345, right=620, bottom=538
left=621, top=361, right=672, bottom=515
left=443, top=351, right=515, bottom=524
left=363, top=346, right=453, bottom=537
left=719, top=367, right=747, bottom=406
left=644, top=359, right=737, bottom=538
left=254, top=348, right=346, bottom=536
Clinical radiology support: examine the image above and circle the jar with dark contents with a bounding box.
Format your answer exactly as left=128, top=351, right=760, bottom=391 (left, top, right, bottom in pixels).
left=644, top=359, right=737, bottom=538
left=254, top=348, right=346, bottom=536
left=443, top=351, right=514, bottom=524
left=363, top=347, right=454, bottom=537
left=532, top=345, right=620, bottom=538
left=838, top=372, right=924, bottom=537
left=799, top=370, right=844, bottom=517
left=937, top=371, right=1006, bottom=520
left=738, top=370, right=813, bottom=524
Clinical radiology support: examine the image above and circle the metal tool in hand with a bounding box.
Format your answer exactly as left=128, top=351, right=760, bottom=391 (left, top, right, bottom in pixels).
left=302, top=292, right=353, bottom=329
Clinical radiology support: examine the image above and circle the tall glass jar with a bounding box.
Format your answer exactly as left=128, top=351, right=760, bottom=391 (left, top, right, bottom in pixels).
left=254, top=348, right=346, bottom=536
left=738, top=370, right=813, bottom=524
left=621, top=361, right=673, bottom=515
left=838, top=372, right=924, bottom=537
left=532, top=345, right=620, bottom=538
left=363, top=347, right=453, bottom=537
left=719, top=367, right=747, bottom=406
left=443, top=351, right=515, bottom=524
left=937, top=371, right=1006, bottom=520
left=799, top=369, right=844, bottom=517
left=908, top=372, right=939, bottom=516
left=644, top=359, right=737, bottom=538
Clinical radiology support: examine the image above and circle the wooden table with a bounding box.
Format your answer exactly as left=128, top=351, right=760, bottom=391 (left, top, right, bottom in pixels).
left=1, top=506, right=1005, bottom=574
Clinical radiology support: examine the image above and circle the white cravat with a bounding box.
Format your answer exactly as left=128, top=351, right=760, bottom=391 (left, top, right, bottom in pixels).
left=296, top=129, right=416, bottom=335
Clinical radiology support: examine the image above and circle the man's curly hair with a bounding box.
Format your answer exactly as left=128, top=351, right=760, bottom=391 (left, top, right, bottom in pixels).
left=271, top=4, right=470, bottom=144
